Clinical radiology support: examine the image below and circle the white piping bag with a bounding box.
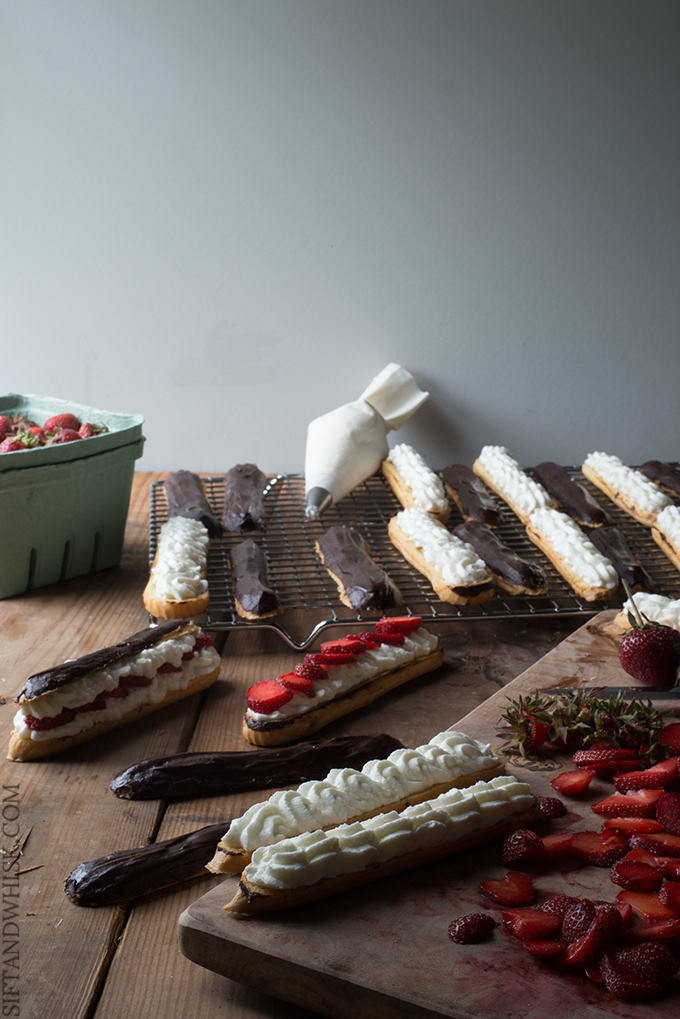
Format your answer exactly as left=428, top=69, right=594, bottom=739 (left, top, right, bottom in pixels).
left=304, top=363, right=429, bottom=518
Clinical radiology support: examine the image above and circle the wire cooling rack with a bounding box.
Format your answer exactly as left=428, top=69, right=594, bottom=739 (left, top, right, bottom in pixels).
left=147, top=470, right=680, bottom=649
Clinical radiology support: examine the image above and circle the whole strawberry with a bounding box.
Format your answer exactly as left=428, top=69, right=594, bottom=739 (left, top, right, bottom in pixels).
left=618, top=588, right=680, bottom=689
left=43, top=412, right=81, bottom=432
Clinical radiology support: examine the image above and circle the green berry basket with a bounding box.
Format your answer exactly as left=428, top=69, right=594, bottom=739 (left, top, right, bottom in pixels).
left=0, top=394, right=145, bottom=598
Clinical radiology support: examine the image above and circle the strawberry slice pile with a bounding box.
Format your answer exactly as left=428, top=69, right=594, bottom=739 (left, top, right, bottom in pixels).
left=449, top=746, right=680, bottom=1000
left=246, top=617, right=424, bottom=713
left=0, top=412, right=108, bottom=453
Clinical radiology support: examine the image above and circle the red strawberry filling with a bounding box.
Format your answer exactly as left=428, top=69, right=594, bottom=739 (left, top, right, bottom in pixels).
left=21, top=638, right=207, bottom=731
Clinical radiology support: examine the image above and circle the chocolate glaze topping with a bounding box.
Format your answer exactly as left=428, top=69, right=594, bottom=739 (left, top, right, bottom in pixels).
left=639, top=461, right=680, bottom=498
left=588, top=525, right=656, bottom=592
left=164, top=470, right=223, bottom=538
left=532, top=462, right=607, bottom=527
left=110, top=733, right=404, bottom=800
left=222, top=463, right=267, bottom=532
left=453, top=521, right=546, bottom=593
left=316, top=526, right=400, bottom=610
left=229, top=539, right=280, bottom=617
left=64, top=822, right=228, bottom=906
left=17, top=620, right=188, bottom=702
left=441, top=464, right=502, bottom=527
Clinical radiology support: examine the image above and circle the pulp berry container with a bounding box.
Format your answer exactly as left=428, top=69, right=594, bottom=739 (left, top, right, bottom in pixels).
left=0, top=394, right=145, bottom=598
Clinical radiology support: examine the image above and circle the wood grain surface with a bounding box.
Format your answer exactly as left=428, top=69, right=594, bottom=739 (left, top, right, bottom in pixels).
left=0, top=474, right=589, bottom=1019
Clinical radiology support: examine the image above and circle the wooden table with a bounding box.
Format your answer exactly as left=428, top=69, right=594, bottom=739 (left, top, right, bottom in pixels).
left=0, top=473, right=587, bottom=1019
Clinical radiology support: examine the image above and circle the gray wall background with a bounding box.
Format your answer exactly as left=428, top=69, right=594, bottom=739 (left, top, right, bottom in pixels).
left=3, top=1, right=679, bottom=474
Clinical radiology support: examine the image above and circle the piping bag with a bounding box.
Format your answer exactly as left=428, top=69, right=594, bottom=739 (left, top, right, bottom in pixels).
left=304, top=363, right=429, bottom=518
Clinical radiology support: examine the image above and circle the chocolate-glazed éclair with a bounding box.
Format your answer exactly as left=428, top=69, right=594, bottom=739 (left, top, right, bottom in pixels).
left=453, top=520, right=547, bottom=596
left=164, top=470, right=223, bottom=537
left=17, top=620, right=185, bottom=701
left=229, top=539, right=281, bottom=619
left=65, top=822, right=228, bottom=906
left=639, top=461, right=680, bottom=499
left=315, top=525, right=401, bottom=611
left=532, top=461, right=607, bottom=527
left=588, top=525, right=656, bottom=593
left=222, top=463, right=267, bottom=531
left=440, top=464, right=503, bottom=527
left=110, top=733, right=404, bottom=800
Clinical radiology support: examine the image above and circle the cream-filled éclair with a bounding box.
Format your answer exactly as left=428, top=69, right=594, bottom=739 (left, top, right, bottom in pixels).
left=242, top=617, right=444, bottom=746
left=143, top=515, right=210, bottom=619
left=473, top=446, right=556, bottom=525
left=224, top=774, right=539, bottom=914
left=651, top=504, right=680, bottom=575
left=582, top=451, right=672, bottom=527
left=525, top=506, right=618, bottom=601
left=8, top=621, right=221, bottom=761
left=382, top=443, right=450, bottom=522
left=208, top=729, right=503, bottom=873
left=388, top=506, right=495, bottom=605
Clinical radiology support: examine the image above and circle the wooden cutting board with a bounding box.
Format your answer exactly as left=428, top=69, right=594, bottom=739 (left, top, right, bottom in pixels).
left=178, top=611, right=680, bottom=1019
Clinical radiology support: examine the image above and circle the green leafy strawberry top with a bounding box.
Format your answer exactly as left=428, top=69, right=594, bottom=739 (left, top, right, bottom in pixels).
left=498, top=688, right=670, bottom=763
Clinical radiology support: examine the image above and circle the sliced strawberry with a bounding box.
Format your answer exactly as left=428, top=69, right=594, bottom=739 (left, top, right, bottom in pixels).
left=613, top=757, right=680, bottom=793
left=561, top=898, right=596, bottom=943
left=571, top=747, right=642, bottom=777
left=549, top=769, right=595, bottom=796
left=305, top=651, right=358, bottom=666
left=565, top=829, right=628, bottom=866
left=610, top=860, right=663, bottom=893
left=246, top=680, right=293, bottom=714
left=357, top=632, right=383, bottom=647
left=375, top=615, right=422, bottom=635
left=319, top=636, right=368, bottom=655
left=659, top=722, right=680, bottom=754
left=522, top=939, right=568, bottom=958
left=193, top=634, right=214, bottom=652
left=501, top=907, right=561, bottom=941
left=600, top=942, right=680, bottom=1000
left=447, top=912, right=496, bottom=943
left=630, top=832, right=680, bottom=858
left=559, top=903, right=622, bottom=967
left=591, top=789, right=665, bottom=818
left=656, top=857, right=680, bottom=881
left=656, top=792, right=680, bottom=835
left=368, top=631, right=405, bottom=646
left=277, top=672, right=315, bottom=698
left=615, top=901, right=635, bottom=927
left=293, top=661, right=327, bottom=683
left=602, top=816, right=664, bottom=835
left=539, top=894, right=581, bottom=919
left=584, top=959, right=606, bottom=983
left=479, top=871, right=534, bottom=906
left=616, top=890, right=679, bottom=924
left=500, top=829, right=543, bottom=865
left=658, top=881, right=680, bottom=911
left=621, top=918, right=680, bottom=943
left=538, top=796, right=567, bottom=819
left=523, top=715, right=550, bottom=754
left=621, top=846, right=663, bottom=867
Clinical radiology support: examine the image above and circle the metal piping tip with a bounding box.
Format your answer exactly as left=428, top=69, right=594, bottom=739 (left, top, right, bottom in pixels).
left=305, top=487, right=333, bottom=519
